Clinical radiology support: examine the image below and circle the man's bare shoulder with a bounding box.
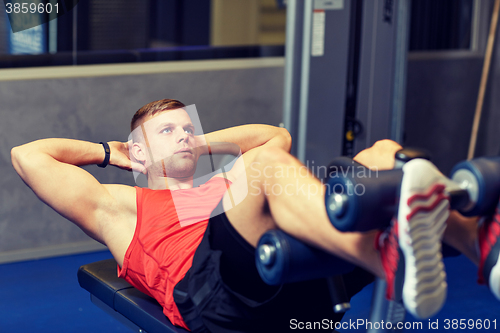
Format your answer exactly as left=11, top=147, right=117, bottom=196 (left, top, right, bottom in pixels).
left=102, top=184, right=137, bottom=215
left=98, top=184, right=137, bottom=267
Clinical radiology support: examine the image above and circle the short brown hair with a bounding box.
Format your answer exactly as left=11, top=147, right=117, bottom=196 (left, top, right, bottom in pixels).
left=131, top=99, right=186, bottom=132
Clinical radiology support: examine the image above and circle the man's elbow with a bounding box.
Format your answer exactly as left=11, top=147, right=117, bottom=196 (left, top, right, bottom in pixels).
left=11, top=146, right=22, bottom=170
left=11, top=145, right=29, bottom=176
left=278, top=127, right=292, bottom=152
left=11, top=145, right=34, bottom=177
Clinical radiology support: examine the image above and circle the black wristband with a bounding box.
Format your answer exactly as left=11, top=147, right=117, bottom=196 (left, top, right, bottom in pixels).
left=97, top=142, right=111, bottom=168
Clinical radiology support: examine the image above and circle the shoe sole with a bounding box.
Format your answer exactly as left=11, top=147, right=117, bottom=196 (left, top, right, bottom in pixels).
left=486, top=227, right=500, bottom=300
left=489, top=252, right=500, bottom=300
left=398, top=159, right=449, bottom=319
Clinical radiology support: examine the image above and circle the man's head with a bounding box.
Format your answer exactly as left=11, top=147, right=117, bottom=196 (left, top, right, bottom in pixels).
left=130, top=99, right=202, bottom=181
left=131, top=99, right=186, bottom=132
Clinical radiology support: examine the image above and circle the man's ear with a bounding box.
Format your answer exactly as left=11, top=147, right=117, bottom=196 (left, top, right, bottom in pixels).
left=131, top=142, right=147, bottom=173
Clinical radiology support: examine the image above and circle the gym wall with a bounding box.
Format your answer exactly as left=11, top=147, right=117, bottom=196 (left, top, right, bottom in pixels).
left=405, top=37, right=500, bottom=175
left=404, top=0, right=500, bottom=175
left=0, top=58, right=284, bottom=262
left=404, top=54, right=483, bottom=175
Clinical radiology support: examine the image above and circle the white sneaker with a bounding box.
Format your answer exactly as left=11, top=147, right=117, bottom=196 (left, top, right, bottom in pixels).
left=398, top=159, right=450, bottom=319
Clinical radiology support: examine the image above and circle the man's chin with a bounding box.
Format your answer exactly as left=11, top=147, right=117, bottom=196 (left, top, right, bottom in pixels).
left=148, top=156, right=198, bottom=178
left=166, top=162, right=197, bottom=178
left=171, top=169, right=196, bottom=178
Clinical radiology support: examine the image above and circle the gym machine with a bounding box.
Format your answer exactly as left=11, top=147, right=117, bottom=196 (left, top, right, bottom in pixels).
left=256, top=151, right=500, bottom=332
left=283, top=0, right=410, bottom=167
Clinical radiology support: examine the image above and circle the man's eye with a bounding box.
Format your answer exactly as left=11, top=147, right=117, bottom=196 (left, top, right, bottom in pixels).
left=185, top=129, right=193, bottom=134
left=162, top=128, right=172, bottom=133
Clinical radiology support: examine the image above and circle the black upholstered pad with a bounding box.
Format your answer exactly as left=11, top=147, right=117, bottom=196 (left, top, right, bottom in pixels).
left=78, top=259, right=188, bottom=333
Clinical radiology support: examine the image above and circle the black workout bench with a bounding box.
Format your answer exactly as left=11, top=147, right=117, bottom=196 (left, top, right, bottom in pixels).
left=78, top=259, right=188, bottom=333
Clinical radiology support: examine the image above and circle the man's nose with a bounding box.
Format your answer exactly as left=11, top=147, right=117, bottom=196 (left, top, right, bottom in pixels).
left=176, top=129, right=189, bottom=143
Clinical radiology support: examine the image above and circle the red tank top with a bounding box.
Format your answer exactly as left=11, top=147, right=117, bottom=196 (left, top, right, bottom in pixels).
left=117, top=177, right=231, bottom=330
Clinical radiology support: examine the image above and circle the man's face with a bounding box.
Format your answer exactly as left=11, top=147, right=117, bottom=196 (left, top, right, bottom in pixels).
left=137, top=109, right=201, bottom=178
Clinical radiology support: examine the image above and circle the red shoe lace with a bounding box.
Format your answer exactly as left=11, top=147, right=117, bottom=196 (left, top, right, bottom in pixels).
left=376, top=219, right=399, bottom=299
left=406, top=184, right=447, bottom=221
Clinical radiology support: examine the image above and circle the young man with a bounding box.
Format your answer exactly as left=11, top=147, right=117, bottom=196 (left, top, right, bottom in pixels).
left=11, top=99, right=500, bottom=332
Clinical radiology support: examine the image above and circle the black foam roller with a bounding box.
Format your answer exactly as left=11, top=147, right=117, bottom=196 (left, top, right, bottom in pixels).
left=324, top=157, right=402, bottom=232
left=256, top=230, right=354, bottom=285
left=450, top=157, right=500, bottom=216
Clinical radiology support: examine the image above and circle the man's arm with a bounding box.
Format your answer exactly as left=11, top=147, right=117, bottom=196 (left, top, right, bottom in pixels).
left=203, top=124, right=292, bottom=154
left=199, top=124, right=292, bottom=182
left=10, top=139, right=138, bottom=244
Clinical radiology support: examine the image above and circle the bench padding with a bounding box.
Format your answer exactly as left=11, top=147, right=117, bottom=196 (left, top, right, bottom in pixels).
left=78, top=259, right=188, bottom=333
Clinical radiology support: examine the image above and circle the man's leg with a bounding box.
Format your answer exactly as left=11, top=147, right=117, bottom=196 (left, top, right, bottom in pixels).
left=222, top=146, right=385, bottom=278
left=443, top=212, right=479, bottom=265
left=445, top=206, right=500, bottom=300
left=222, top=143, right=500, bottom=318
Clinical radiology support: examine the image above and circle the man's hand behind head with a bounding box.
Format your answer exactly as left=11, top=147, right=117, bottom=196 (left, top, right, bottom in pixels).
left=109, top=141, right=147, bottom=174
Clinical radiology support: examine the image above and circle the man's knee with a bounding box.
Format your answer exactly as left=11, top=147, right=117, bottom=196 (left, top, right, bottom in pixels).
left=372, top=139, right=402, bottom=152
left=354, top=139, right=402, bottom=170
left=248, top=147, right=297, bottom=192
